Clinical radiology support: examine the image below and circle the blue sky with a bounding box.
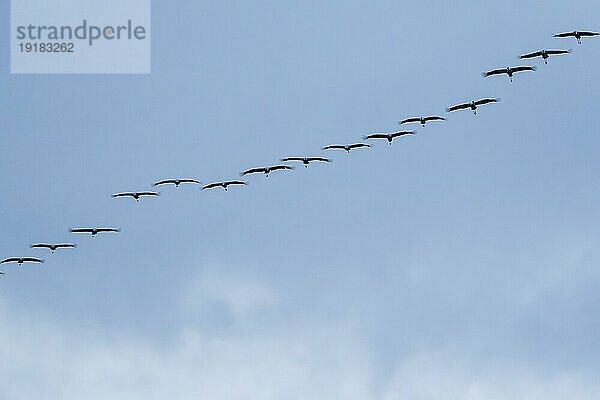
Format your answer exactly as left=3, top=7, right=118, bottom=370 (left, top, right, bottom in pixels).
left=1, top=1, right=600, bottom=399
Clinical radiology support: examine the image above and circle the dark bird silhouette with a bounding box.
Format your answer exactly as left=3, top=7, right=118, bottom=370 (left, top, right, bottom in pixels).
left=363, top=131, right=415, bottom=145
left=112, top=192, right=159, bottom=201
left=241, top=165, right=294, bottom=177
left=554, top=30, right=599, bottom=44
left=482, top=66, right=536, bottom=82
left=322, top=143, right=371, bottom=153
left=70, top=228, right=120, bottom=236
left=281, top=157, right=331, bottom=168
left=399, top=116, right=445, bottom=127
left=1, top=257, right=44, bottom=266
left=202, top=180, right=247, bottom=191
left=446, top=98, right=500, bottom=115
left=520, top=49, right=571, bottom=64
left=153, top=179, right=200, bottom=187
left=31, top=243, right=76, bottom=254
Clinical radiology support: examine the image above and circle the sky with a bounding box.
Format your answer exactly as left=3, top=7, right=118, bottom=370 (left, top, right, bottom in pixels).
left=1, top=0, right=600, bottom=399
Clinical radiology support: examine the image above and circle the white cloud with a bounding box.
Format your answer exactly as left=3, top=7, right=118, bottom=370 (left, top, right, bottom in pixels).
left=0, top=297, right=599, bottom=400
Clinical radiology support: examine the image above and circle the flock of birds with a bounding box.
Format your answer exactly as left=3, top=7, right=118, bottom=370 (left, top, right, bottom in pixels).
left=1, top=30, right=598, bottom=277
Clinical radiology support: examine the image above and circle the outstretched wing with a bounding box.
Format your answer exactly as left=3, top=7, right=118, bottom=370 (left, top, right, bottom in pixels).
left=363, top=133, right=389, bottom=140
left=553, top=31, right=575, bottom=38
left=512, top=65, right=536, bottom=73
left=268, top=165, right=294, bottom=171
left=520, top=50, right=543, bottom=59
left=306, top=157, right=331, bottom=163
left=390, top=131, right=415, bottom=138
left=203, top=182, right=223, bottom=190
left=579, top=31, right=600, bottom=37
left=31, top=243, right=52, bottom=249
left=22, top=258, right=44, bottom=263
left=322, top=145, right=346, bottom=151
left=281, top=157, right=304, bottom=162
left=348, top=143, right=371, bottom=149
left=482, top=68, right=507, bottom=77
left=137, top=192, right=159, bottom=197
left=241, top=167, right=267, bottom=176
left=56, top=244, right=77, bottom=248
left=399, top=117, right=421, bottom=124
left=547, top=49, right=571, bottom=55
left=153, top=179, right=175, bottom=186
left=224, top=180, right=247, bottom=187
left=70, top=228, right=93, bottom=234
left=474, top=98, right=500, bottom=106
left=1, top=258, right=20, bottom=264
left=112, top=193, right=135, bottom=198
left=97, top=228, right=120, bottom=233
left=424, top=116, right=445, bottom=122
left=180, top=179, right=200, bottom=184
left=446, top=103, right=471, bottom=112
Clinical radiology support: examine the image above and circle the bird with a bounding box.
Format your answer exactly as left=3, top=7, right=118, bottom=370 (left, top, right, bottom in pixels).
left=322, top=143, right=371, bottom=153
left=112, top=192, right=159, bottom=201
left=241, top=165, right=294, bottom=177
left=280, top=157, right=331, bottom=168
left=202, top=180, right=247, bottom=191
left=363, top=131, right=415, bottom=145
left=399, top=116, right=445, bottom=127
left=153, top=179, right=200, bottom=187
left=0, top=272, right=4, bottom=276
left=520, top=49, right=571, bottom=64
left=482, top=66, right=536, bottom=82
left=1, top=257, right=44, bottom=266
left=31, top=243, right=77, bottom=254
left=70, top=228, right=120, bottom=236
left=446, top=98, right=500, bottom=115
left=554, top=30, right=599, bottom=44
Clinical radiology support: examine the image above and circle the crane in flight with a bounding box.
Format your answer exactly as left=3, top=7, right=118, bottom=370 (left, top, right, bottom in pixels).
left=322, top=143, right=371, bottom=153
left=241, top=165, right=294, bottom=177
left=31, top=243, right=77, bottom=254
left=482, top=66, right=536, bottom=82
left=1, top=257, right=44, bottom=266
left=399, top=116, right=445, bottom=127
left=202, top=180, right=247, bottom=191
left=281, top=157, right=331, bottom=168
left=153, top=179, right=200, bottom=187
left=520, top=49, right=571, bottom=64
left=112, top=192, right=159, bottom=201
left=70, top=228, right=120, bottom=237
left=446, top=98, right=500, bottom=115
left=363, top=131, right=415, bottom=145
left=554, top=30, right=598, bottom=44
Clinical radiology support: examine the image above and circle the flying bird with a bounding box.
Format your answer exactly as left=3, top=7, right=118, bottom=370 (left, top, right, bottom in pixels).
left=363, top=131, right=415, bottom=145
left=112, top=192, right=159, bottom=201
left=554, top=30, right=599, bottom=44
left=31, top=243, right=77, bottom=253
left=520, top=49, right=571, bottom=64
left=1, top=257, right=44, bottom=266
left=446, top=98, right=500, bottom=115
left=482, top=66, right=536, bottom=82
left=202, top=180, right=247, bottom=191
left=399, top=116, right=445, bottom=127
left=153, top=179, right=200, bottom=187
left=70, top=228, right=120, bottom=236
left=241, top=165, right=294, bottom=177
left=280, top=157, right=331, bottom=167
left=322, top=143, right=371, bottom=153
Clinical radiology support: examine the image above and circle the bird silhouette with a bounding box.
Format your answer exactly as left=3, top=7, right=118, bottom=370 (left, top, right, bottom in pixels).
left=482, top=66, right=536, bottom=82
left=31, top=243, right=76, bottom=254
left=363, top=131, right=415, bottom=145
left=446, top=98, right=500, bottom=115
